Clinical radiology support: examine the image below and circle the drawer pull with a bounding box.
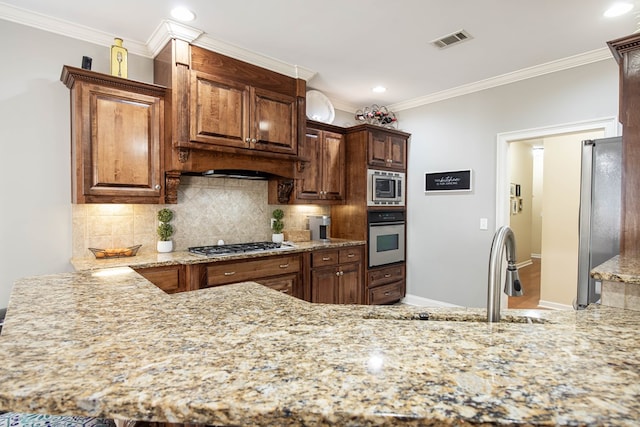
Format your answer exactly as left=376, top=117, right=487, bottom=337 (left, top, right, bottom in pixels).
left=279, top=263, right=290, bottom=268
left=280, top=289, right=289, bottom=293
left=224, top=271, right=236, bottom=276
left=384, top=291, right=391, bottom=296
left=322, top=256, right=331, bottom=261
left=384, top=273, right=392, bottom=278
left=347, top=253, right=355, bottom=258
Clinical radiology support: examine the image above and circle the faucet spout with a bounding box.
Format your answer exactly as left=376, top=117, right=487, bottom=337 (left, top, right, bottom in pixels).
left=487, top=226, right=524, bottom=322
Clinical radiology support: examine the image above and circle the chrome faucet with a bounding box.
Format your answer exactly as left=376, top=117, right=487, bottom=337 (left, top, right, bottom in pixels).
left=487, top=226, right=524, bottom=322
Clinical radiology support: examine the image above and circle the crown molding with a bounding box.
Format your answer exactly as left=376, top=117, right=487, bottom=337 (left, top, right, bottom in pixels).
left=389, top=47, right=614, bottom=112
left=192, top=34, right=316, bottom=81
left=0, top=2, right=615, bottom=109
left=146, top=20, right=204, bottom=57
left=0, top=1, right=150, bottom=57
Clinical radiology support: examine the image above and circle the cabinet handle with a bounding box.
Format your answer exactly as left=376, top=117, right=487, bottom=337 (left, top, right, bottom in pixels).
left=347, top=253, right=355, bottom=258
left=279, top=263, right=289, bottom=268
left=224, top=271, right=236, bottom=276
left=154, top=184, right=161, bottom=190
left=384, top=274, right=391, bottom=278
left=280, top=289, right=289, bottom=293
left=336, top=271, right=344, bottom=276
left=245, top=138, right=250, bottom=143
left=384, top=291, right=391, bottom=296
left=322, top=257, right=331, bottom=261
left=251, top=138, right=257, bottom=143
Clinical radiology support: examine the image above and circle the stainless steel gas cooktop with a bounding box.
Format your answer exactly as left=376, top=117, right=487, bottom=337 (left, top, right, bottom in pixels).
left=188, top=241, right=284, bottom=257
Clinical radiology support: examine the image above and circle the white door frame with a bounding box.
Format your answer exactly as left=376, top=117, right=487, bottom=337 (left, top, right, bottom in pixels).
left=495, top=117, right=620, bottom=230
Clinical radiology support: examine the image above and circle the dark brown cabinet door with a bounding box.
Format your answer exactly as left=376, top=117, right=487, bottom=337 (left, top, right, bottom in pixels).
left=293, top=128, right=345, bottom=203
left=295, top=130, right=322, bottom=200
left=367, top=130, right=407, bottom=171
left=135, top=265, right=186, bottom=294
left=257, top=273, right=298, bottom=297
left=252, top=87, right=297, bottom=154
left=62, top=66, right=165, bottom=204
left=311, top=266, right=338, bottom=303
left=321, top=131, right=346, bottom=200
left=190, top=71, right=249, bottom=149
left=336, top=262, right=361, bottom=304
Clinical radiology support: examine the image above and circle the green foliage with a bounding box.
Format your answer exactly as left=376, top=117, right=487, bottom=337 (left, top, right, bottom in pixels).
left=157, top=208, right=174, bottom=223
left=157, top=208, right=174, bottom=241
left=272, top=209, right=284, bottom=234
left=157, top=223, right=174, bottom=241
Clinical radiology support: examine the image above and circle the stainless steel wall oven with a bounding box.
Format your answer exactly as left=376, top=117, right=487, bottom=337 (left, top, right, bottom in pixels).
left=368, top=211, right=406, bottom=267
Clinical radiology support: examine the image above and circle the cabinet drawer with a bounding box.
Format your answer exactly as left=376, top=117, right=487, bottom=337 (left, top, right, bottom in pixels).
left=368, top=281, right=404, bottom=305
left=339, top=247, right=362, bottom=264
left=206, top=255, right=300, bottom=287
left=311, top=250, right=339, bottom=267
left=368, top=265, right=404, bottom=288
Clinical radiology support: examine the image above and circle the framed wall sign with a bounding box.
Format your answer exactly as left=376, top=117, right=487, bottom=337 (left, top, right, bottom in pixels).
left=425, top=169, right=472, bottom=193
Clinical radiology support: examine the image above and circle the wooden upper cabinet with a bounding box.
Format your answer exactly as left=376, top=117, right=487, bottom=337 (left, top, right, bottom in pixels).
left=61, top=66, right=165, bottom=204
left=190, top=71, right=249, bottom=149
left=252, top=87, right=297, bottom=154
left=190, top=72, right=297, bottom=155
left=368, top=130, right=407, bottom=171
left=292, top=122, right=345, bottom=204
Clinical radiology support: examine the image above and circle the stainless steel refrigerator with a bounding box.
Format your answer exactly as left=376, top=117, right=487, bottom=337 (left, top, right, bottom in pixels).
left=576, top=137, right=622, bottom=309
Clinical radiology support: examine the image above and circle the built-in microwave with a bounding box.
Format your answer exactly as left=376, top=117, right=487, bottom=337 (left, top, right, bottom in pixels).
left=367, top=169, right=405, bottom=206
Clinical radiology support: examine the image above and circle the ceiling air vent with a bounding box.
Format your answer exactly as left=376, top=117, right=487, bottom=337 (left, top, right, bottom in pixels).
left=431, top=29, right=473, bottom=49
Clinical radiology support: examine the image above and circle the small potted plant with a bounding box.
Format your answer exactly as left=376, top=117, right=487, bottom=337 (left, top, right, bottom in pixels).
left=271, top=208, right=285, bottom=244
left=157, top=208, right=174, bottom=253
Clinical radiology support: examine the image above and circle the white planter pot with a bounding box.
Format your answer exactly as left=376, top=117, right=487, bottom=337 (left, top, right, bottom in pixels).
left=272, top=233, right=284, bottom=244
left=157, top=240, right=173, bottom=253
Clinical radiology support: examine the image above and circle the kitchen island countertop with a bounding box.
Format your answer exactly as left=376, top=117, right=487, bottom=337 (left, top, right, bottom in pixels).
left=70, top=239, right=366, bottom=271
left=1, top=269, right=640, bottom=426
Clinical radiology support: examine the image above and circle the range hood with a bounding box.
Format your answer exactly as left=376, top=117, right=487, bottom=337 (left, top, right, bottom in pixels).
left=197, top=169, right=270, bottom=180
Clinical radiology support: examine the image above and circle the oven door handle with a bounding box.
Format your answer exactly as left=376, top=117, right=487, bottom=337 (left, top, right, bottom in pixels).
left=369, top=221, right=405, bottom=227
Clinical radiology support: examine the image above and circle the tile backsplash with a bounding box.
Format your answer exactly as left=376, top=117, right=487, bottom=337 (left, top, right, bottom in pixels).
left=72, top=176, right=329, bottom=258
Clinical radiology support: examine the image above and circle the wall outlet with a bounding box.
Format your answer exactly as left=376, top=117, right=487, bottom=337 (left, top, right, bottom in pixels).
left=270, top=218, right=276, bottom=228
left=480, top=218, right=488, bottom=230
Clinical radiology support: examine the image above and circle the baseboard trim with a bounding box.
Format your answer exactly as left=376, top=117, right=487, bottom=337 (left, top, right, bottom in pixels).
left=531, top=253, right=541, bottom=259
left=538, top=300, right=574, bottom=310
left=401, top=294, right=462, bottom=307
left=516, top=259, right=533, bottom=269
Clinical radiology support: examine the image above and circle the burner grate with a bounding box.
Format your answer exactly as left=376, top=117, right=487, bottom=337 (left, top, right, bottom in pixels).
left=188, top=241, right=282, bottom=256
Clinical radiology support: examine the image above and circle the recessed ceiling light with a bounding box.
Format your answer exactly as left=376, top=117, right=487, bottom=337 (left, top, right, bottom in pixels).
left=372, top=86, right=387, bottom=93
left=604, top=2, right=633, bottom=17
left=171, top=6, right=196, bottom=22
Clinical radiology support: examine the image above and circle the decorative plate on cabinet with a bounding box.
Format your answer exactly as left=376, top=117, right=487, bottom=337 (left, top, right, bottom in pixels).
left=306, top=90, right=335, bottom=124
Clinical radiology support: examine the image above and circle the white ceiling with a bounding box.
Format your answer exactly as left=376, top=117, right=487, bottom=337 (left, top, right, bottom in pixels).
left=0, top=0, right=637, bottom=112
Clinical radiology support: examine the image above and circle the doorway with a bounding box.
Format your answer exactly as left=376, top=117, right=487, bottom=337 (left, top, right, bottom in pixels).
left=496, top=118, right=618, bottom=309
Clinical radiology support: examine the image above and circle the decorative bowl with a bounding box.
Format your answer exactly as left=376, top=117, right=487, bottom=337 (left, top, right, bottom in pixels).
left=89, top=244, right=141, bottom=259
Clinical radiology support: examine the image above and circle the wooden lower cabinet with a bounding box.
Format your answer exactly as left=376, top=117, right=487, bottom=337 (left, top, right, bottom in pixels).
left=197, top=254, right=303, bottom=299
left=134, top=265, right=186, bottom=294
left=310, top=247, right=364, bottom=304
left=367, top=264, right=405, bottom=304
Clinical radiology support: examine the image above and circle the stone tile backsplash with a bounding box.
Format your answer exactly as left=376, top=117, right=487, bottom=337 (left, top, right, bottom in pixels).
left=72, top=176, right=330, bottom=258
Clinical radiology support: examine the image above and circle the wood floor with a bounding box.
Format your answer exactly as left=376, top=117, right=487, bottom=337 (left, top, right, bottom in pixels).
left=508, top=258, right=542, bottom=309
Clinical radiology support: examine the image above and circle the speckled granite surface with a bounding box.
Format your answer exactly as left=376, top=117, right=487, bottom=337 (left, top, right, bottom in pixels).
left=70, top=239, right=366, bottom=271
left=591, top=254, right=640, bottom=285
left=1, top=270, right=640, bottom=426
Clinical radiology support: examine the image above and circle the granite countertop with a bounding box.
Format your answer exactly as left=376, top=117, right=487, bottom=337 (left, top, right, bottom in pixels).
left=1, top=268, right=640, bottom=426
left=591, top=254, right=640, bottom=285
left=70, top=239, right=366, bottom=271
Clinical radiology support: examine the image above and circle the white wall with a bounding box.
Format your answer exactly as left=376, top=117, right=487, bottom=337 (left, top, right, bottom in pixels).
left=400, top=59, right=619, bottom=307
left=0, top=21, right=154, bottom=309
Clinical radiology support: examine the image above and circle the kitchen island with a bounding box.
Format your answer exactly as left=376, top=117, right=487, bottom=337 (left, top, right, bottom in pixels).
left=1, top=267, right=639, bottom=426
